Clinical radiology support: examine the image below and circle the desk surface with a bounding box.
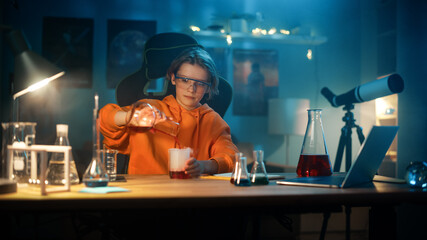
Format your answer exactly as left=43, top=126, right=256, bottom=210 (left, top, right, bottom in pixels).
left=0, top=174, right=425, bottom=211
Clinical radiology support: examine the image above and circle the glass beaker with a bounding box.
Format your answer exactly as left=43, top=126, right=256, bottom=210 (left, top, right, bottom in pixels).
left=297, top=109, right=332, bottom=177
left=168, top=147, right=192, bottom=179
left=127, top=102, right=180, bottom=141
left=250, top=150, right=269, bottom=185
left=101, top=147, right=119, bottom=181
left=45, top=124, right=80, bottom=185
left=1, top=122, right=36, bottom=183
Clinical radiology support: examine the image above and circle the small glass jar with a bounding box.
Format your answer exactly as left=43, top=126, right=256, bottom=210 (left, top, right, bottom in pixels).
left=405, top=161, right=427, bottom=188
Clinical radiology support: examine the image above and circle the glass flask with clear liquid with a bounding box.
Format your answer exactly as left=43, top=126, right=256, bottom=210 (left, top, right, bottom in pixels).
left=82, top=93, right=109, bottom=187
left=46, top=124, right=80, bottom=185
left=82, top=154, right=109, bottom=187
left=297, top=109, right=332, bottom=177
left=250, top=150, right=269, bottom=185
left=234, top=156, right=251, bottom=187
left=230, top=152, right=243, bottom=184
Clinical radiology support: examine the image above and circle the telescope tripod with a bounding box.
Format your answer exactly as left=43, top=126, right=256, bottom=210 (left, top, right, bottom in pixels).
left=333, top=104, right=365, bottom=172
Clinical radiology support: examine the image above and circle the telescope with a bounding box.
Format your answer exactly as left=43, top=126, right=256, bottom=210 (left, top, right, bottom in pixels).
left=321, top=73, right=404, bottom=173
left=321, top=73, right=404, bottom=108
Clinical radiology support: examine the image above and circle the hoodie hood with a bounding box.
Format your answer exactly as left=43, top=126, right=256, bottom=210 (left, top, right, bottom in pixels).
left=162, top=95, right=217, bottom=155
left=163, top=95, right=214, bottom=121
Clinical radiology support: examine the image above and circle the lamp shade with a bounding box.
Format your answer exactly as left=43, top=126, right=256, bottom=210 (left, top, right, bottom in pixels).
left=268, top=98, right=310, bottom=136
left=7, top=30, right=64, bottom=99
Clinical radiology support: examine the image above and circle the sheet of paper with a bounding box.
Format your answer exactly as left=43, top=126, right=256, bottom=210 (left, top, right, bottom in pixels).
left=202, top=173, right=285, bottom=180
left=79, top=186, right=130, bottom=194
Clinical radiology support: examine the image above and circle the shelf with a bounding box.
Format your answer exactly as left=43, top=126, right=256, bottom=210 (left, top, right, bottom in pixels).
left=192, top=30, right=328, bottom=46
left=377, top=114, right=397, bottom=120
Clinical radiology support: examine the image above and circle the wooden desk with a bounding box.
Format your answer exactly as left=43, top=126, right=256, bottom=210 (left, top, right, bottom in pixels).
left=0, top=174, right=424, bottom=210
left=0, top=174, right=426, bottom=239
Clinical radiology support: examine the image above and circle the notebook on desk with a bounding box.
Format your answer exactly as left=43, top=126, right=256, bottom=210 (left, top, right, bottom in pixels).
left=277, top=126, right=399, bottom=188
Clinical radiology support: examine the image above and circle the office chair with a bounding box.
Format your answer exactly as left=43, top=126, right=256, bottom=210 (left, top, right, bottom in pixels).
left=115, top=32, right=232, bottom=117
left=114, top=32, right=233, bottom=174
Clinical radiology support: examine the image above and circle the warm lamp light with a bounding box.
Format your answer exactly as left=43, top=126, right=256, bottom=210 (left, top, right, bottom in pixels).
left=5, top=29, right=65, bottom=120
left=268, top=98, right=310, bottom=165
left=7, top=30, right=65, bottom=100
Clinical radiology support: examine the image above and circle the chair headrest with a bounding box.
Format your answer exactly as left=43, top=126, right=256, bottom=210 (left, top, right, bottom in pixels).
left=142, top=32, right=201, bottom=80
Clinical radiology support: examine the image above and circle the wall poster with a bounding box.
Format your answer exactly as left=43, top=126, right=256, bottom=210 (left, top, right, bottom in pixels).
left=42, top=17, right=94, bottom=88
left=106, top=19, right=156, bottom=89
left=232, top=49, right=279, bottom=116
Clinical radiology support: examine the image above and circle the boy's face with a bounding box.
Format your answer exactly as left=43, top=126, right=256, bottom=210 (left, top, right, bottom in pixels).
left=171, top=63, right=209, bottom=110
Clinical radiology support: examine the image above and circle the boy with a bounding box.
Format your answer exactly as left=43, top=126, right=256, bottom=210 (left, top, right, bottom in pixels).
left=100, top=47, right=238, bottom=177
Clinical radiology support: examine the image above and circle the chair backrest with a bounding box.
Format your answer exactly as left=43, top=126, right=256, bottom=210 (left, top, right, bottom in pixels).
left=115, top=32, right=232, bottom=117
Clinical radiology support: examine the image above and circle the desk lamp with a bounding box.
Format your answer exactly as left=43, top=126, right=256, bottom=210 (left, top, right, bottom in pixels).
left=5, top=28, right=65, bottom=121
left=0, top=28, right=64, bottom=193
left=268, top=98, right=310, bottom=165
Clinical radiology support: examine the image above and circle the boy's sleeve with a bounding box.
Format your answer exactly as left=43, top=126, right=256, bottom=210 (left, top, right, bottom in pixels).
left=207, top=116, right=239, bottom=173
left=99, top=103, right=131, bottom=154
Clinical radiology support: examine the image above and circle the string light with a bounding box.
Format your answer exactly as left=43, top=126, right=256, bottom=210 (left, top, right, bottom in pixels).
left=307, top=49, right=313, bottom=60
left=226, top=34, right=232, bottom=45
left=268, top=28, right=277, bottom=35
left=280, top=29, right=290, bottom=35
left=252, top=28, right=267, bottom=35
left=190, top=25, right=200, bottom=32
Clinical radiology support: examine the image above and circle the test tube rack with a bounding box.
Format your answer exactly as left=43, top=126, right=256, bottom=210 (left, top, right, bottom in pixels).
left=7, top=144, right=71, bottom=195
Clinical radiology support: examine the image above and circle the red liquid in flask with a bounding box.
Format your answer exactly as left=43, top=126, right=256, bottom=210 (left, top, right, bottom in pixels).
left=296, top=154, right=332, bottom=177
left=169, top=170, right=191, bottom=179
left=128, top=126, right=151, bottom=133
left=129, top=126, right=182, bottom=148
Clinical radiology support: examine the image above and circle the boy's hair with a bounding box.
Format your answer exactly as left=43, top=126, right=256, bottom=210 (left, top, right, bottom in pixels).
left=167, top=47, right=219, bottom=100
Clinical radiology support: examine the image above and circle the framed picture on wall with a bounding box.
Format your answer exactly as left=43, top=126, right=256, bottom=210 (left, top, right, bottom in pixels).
left=42, top=17, right=94, bottom=88
left=106, top=19, right=156, bottom=89
left=232, top=49, right=279, bottom=116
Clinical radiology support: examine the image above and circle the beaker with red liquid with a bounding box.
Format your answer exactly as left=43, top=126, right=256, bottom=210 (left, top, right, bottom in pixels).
left=169, top=148, right=192, bottom=179
left=297, top=109, right=332, bottom=177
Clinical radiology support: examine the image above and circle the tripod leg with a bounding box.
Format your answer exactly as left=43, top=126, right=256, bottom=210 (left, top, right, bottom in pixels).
left=345, top=128, right=352, bottom=172
left=334, top=128, right=346, bottom=172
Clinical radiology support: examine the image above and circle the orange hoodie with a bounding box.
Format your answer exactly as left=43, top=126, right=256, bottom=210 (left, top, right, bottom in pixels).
left=99, top=95, right=238, bottom=175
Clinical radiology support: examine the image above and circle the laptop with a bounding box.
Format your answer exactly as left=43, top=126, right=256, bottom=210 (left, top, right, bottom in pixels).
left=277, top=126, right=399, bottom=188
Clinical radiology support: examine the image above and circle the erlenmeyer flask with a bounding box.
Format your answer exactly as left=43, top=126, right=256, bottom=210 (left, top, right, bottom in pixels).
left=82, top=93, right=109, bottom=187
left=230, top=152, right=243, bottom=184
left=250, top=150, right=269, bottom=185
left=297, top=109, right=332, bottom=177
left=234, top=156, right=251, bottom=187
left=127, top=101, right=180, bottom=137
left=46, top=124, right=80, bottom=185
left=82, top=154, right=109, bottom=187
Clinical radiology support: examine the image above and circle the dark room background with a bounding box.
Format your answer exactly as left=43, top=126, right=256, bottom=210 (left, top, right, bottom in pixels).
left=1, top=0, right=426, bottom=185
